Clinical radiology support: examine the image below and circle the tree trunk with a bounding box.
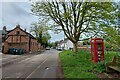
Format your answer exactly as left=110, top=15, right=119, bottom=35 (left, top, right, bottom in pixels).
left=73, top=42, right=78, bottom=53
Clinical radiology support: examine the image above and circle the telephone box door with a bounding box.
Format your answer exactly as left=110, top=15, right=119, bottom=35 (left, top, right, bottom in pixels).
left=91, top=38, right=104, bottom=63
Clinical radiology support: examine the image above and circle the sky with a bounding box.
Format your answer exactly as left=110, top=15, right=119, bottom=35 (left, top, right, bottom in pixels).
left=0, top=1, right=64, bottom=42
left=0, top=0, right=119, bottom=42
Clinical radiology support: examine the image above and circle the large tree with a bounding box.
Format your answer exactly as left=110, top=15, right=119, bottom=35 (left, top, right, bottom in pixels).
left=30, top=21, right=51, bottom=45
left=31, top=1, right=117, bottom=53
left=102, top=2, right=120, bottom=51
left=103, top=26, right=120, bottom=51
left=42, top=32, right=51, bottom=47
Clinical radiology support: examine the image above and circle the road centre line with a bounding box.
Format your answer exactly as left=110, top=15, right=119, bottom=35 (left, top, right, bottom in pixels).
left=25, top=58, right=48, bottom=79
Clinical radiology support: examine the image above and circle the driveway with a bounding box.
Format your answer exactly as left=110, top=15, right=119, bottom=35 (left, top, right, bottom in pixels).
left=2, top=49, right=62, bottom=79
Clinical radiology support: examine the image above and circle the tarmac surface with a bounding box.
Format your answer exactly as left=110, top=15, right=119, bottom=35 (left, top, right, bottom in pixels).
left=1, top=49, right=62, bottom=79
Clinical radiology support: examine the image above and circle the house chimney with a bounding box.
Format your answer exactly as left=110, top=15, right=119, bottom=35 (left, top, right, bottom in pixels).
left=3, top=26, right=7, bottom=32
left=24, top=29, right=26, bottom=32
left=16, top=24, right=20, bottom=28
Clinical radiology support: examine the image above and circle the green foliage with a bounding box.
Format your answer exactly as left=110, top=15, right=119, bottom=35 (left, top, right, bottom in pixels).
left=103, top=26, right=120, bottom=50
left=47, top=41, right=58, bottom=47
left=42, top=32, right=51, bottom=43
left=30, top=21, right=51, bottom=45
left=31, top=2, right=118, bottom=53
left=51, top=41, right=58, bottom=47
left=104, top=51, right=118, bottom=63
left=83, top=40, right=90, bottom=45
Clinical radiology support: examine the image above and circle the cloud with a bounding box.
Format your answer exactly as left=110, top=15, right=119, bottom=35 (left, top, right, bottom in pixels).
left=49, top=31, right=64, bottom=42
left=1, top=2, right=38, bottom=31
left=2, top=2, right=29, bottom=16
left=0, top=0, right=30, bottom=2
left=0, top=2, right=63, bottom=42
left=0, top=3, right=2, bottom=28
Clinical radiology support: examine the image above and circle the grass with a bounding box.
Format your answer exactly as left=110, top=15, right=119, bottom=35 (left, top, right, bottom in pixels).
left=104, top=51, right=119, bottom=63
left=60, top=49, right=119, bottom=78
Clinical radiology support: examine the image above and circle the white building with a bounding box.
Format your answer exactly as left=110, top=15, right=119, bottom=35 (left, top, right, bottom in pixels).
left=58, top=38, right=73, bottom=50
left=58, top=38, right=91, bottom=50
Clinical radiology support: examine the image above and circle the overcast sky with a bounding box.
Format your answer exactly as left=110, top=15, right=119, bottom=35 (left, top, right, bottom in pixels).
left=0, top=0, right=119, bottom=42
left=0, top=2, right=64, bottom=42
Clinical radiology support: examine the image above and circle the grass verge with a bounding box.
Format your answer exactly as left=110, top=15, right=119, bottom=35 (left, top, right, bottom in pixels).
left=60, top=49, right=119, bottom=78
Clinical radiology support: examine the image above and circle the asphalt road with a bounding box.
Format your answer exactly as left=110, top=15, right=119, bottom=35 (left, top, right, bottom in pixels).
left=2, top=49, right=62, bottom=79
left=0, top=52, right=2, bottom=80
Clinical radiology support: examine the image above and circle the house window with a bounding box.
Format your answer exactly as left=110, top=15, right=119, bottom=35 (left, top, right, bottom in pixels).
left=16, top=31, right=20, bottom=35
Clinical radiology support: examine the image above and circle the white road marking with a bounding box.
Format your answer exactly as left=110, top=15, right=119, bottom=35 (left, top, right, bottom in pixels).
left=18, top=58, right=31, bottom=63
left=45, top=67, right=49, bottom=70
left=25, top=58, right=48, bottom=79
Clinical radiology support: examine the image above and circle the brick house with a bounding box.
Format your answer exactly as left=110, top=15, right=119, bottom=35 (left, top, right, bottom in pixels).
left=3, top=25, right=41, bottom=53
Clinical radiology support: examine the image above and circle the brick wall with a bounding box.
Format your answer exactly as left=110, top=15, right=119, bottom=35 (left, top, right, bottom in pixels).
left=3, top=42, right=9, bottom=53
left=3, top=26, right=41, bottom=53
left=30, top=38, right=38, bottom=52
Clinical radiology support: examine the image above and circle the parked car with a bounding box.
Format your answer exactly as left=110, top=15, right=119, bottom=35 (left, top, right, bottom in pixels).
left=46, top=47, right=50, bottom=50
left=57, top=47, right=63, bottom=51
left=15, top=48, right=19, bottom=54
left=8, top=48, right=25, bottom=55
left=8, top=48, right=13, bottom=54
left=8, top=48, right=16, bottom=54
left=18, top=49, right=25, bottom=55
left=15, top=48, right=25, bottom=55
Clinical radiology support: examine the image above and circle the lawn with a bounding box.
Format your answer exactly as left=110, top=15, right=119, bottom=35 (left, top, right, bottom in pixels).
left=59, top=49, right=119, bottom=78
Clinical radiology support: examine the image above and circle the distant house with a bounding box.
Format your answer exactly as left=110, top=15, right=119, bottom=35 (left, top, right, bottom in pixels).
left=77, top=41, right=90, bottom=50
left=58, top=38, right=73, bottom=50
left=2, top=25, right=41, bottom=53
left=57, top=40, right=63, bottom=48
left=58, top=39, right=90, bottom=50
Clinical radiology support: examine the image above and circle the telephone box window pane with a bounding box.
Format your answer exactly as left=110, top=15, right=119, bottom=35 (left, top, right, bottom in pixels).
left=98, top=43, right=102, bottom=51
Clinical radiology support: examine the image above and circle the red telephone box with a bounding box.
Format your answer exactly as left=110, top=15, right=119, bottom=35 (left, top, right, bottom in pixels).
left=90, top=38, right=104, bottom=63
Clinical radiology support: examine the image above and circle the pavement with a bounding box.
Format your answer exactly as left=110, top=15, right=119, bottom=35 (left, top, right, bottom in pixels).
left=1, top=50, right=45, bottom=68
left=1, top=49, right=63, bottom=79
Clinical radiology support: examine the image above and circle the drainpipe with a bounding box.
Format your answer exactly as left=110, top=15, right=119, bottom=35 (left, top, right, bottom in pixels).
left=28, top=35, right=31, bottom=52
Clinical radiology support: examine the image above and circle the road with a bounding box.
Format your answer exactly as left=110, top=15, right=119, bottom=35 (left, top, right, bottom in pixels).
left=0, top=52, right=2, bottom=80
left=1, top=49, right=62, bottom=79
